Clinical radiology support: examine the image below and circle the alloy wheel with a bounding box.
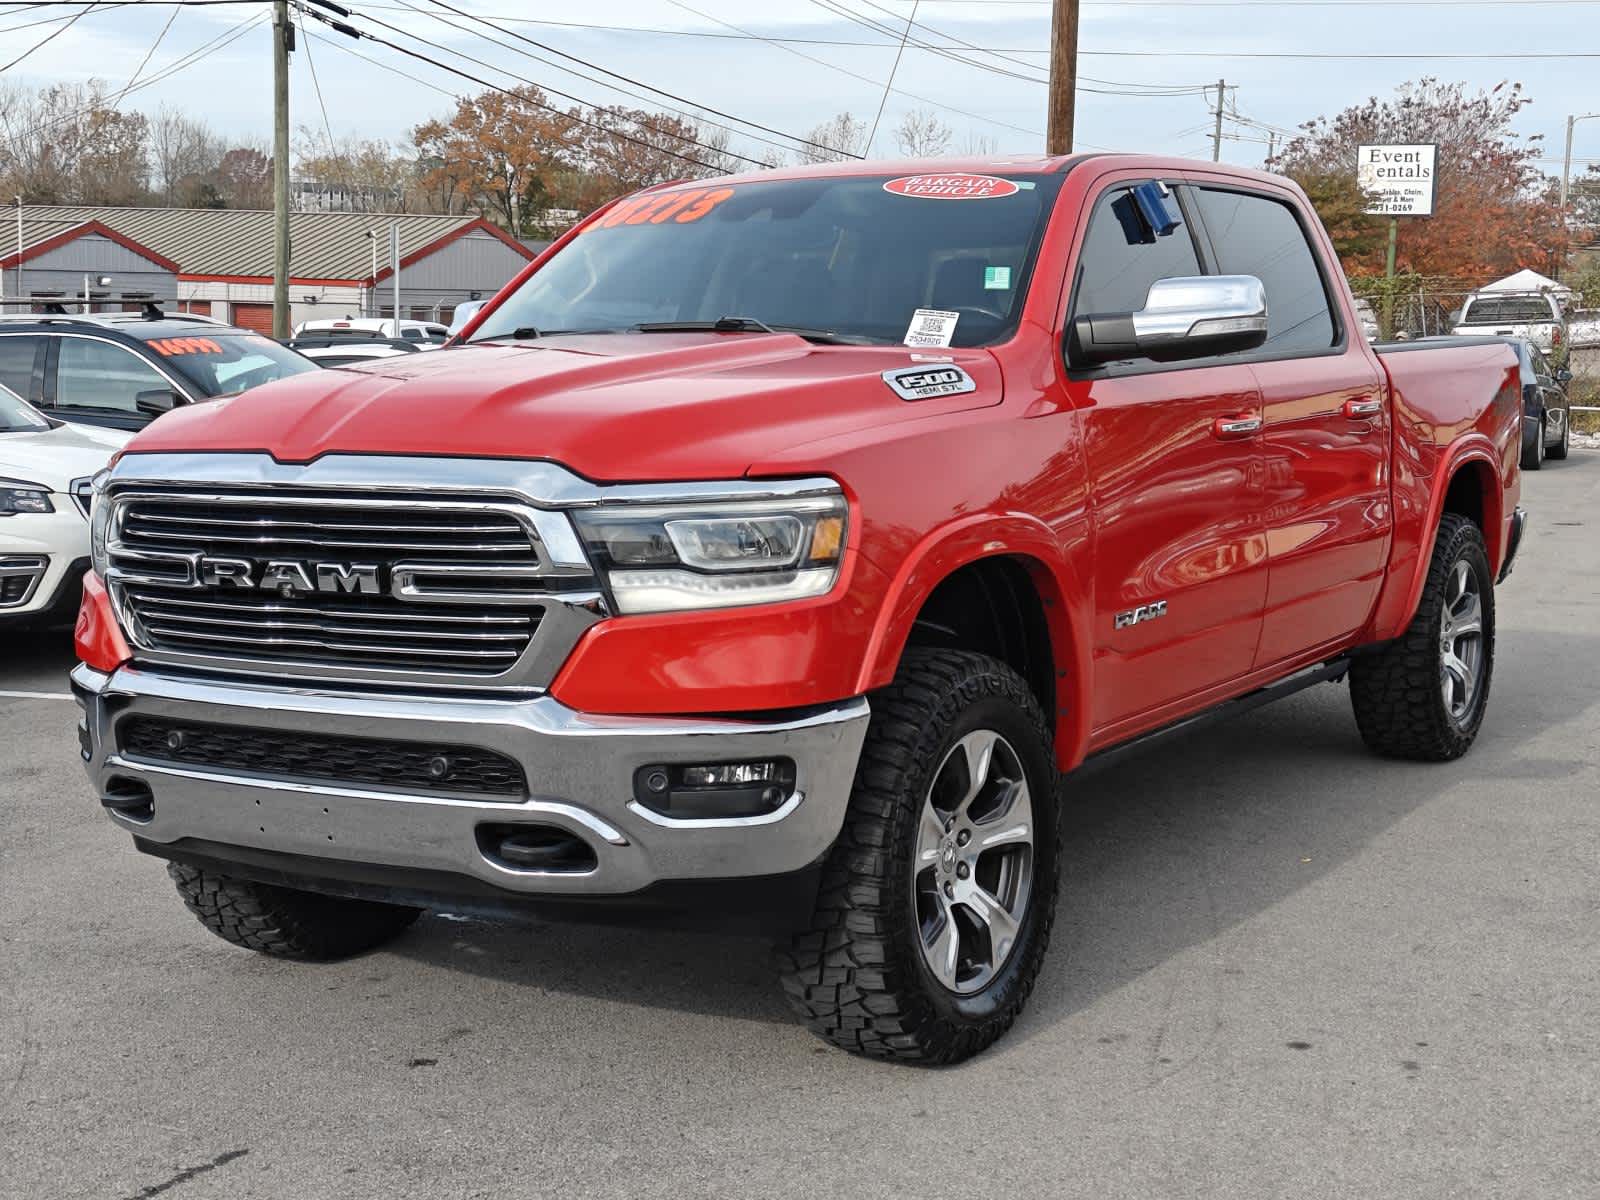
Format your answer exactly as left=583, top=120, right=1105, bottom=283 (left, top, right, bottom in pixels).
left=912, top=730, right=1035, bottom=995
left=1440, top=559, right=1486, bottom=724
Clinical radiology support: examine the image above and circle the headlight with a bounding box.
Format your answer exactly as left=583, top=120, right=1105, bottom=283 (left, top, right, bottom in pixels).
left=89, top=470, right=112, bottom=575
left=0, top=478, right=53, bottom=516
left=573, top=492, right=848, bottom=614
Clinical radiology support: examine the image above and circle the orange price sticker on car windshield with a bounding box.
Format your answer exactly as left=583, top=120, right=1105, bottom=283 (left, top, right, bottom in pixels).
left=591, top=187, right=737, bottom=230
left=147, top=337, right=224, bottom=357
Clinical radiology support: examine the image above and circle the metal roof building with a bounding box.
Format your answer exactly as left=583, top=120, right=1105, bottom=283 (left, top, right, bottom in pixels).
left=2, top=205, right=534, bottom=332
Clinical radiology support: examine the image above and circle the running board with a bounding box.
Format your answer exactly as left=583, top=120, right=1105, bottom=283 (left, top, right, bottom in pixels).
left=1074, top=658, right=1351, bottom=778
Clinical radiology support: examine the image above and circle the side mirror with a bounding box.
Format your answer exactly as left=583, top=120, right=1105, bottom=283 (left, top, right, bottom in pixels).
left=1070, top=275, right=1268, bottom=369
left=134, top=388, right=182, bottom=417
left=1556, top=367, right=1574, bottom=384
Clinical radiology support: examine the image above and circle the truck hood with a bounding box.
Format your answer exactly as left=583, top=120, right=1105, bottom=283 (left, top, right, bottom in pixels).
left=0, top=421, right=129, bottom=492
left=122, top=333, right=1002, bottom=481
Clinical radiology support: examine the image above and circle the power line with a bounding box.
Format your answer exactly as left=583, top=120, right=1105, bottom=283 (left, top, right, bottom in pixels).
left=418, top=0, right=851, bottom=158
left=300, top=5, right=737, bottom=174
left=386, top=0, right=825, bottom=161
left=807, top=0, right=1049, bottom=84
left=0, top=2, right=97, bottom=74
left=294, top=2, right=339, bottom=157
left=329, top=1, right=774, bottom=167
left=665, top=0, right=1045, bottom=139
left=109, top=1, right=179, bottom=109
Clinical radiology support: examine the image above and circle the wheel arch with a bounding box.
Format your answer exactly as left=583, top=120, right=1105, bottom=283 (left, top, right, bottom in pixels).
left=1373, top=439, right=1506, bottom=643
left=856, top=515, right=1092, bottom=769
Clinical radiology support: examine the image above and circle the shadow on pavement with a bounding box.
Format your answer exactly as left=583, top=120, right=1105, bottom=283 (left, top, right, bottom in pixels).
left=389, top=625, right=1600, bottom=1046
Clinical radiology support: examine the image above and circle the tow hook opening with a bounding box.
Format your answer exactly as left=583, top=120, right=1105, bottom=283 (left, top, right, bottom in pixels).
left=477, top=823, right=598, bottom=874
left=102, top=775, right=154, bottom=823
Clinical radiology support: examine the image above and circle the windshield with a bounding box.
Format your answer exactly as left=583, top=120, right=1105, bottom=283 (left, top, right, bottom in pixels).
left=149, top=332, right=318, bottom=398
left=1461, top=296, right=1555, bottom=325
left=0, top=382, right=50, bottom=432
left=470, top=172, right=1066, bottom=349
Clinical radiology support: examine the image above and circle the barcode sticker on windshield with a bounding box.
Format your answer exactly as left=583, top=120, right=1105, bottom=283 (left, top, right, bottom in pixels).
left=904, top=309, right=959, bottom=348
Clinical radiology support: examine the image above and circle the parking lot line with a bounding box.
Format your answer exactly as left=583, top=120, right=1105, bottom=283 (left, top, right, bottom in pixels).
left=0, top=689, right=73, bottom=701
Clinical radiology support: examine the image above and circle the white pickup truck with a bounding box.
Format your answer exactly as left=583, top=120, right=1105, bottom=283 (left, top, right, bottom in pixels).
left=1452, top=291, right=1568, bottom=361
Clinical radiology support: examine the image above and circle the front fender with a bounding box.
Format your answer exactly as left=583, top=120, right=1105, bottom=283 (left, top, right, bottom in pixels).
left=856, top=513, right=1094, bottom=770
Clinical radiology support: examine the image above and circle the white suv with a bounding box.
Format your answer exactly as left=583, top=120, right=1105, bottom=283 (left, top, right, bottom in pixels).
left=293, top=318, right=450, bottom=348
left=0, top=385, right=128, bottom=629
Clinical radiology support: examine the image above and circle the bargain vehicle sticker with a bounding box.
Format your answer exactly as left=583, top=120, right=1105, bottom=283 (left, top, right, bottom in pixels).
left=592, top=186, right=737, bottom=229
left=883, top=173, right=1020, bottom=200
left=903, top=308, right=959, bottom=348
left=147, top=337, right=224, bottom=357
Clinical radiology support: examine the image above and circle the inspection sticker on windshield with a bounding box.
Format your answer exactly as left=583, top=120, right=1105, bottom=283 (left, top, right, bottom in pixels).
left=984, top=266, right=1012, bottom=290
left=903, top=308, right=959, bottom=348
left=883, top=173, right=1020, bottom=200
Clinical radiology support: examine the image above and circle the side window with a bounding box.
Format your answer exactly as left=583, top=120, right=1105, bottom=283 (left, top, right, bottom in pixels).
left=1193, top=188, right=1336, bottom=353
left=1072, top=184, right=1202, bottom=317
left=0, top=336, right=43, bottom=401
left=54, top=338, right=174, bottom=412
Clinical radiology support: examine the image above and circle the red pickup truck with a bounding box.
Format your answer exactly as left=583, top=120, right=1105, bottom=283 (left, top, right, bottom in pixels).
left=72, top=156, right=1524, bottom=1064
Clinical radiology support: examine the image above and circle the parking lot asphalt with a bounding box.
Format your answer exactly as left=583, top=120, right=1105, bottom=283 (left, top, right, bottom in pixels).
left=3, top=456, right=1599, bottom=1200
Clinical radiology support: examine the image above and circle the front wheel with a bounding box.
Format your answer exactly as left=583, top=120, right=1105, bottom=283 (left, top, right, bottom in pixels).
left=168, top=863, right=421, bottom=960
left=1349, top=513, right=1494, bottom=761
left=776, top=649, right=1060, bottom=1064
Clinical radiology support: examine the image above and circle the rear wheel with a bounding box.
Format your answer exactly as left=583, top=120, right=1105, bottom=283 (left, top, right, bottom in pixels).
left=1548, top=408, right=1570, bottom=460
left=1349, top=514, right=1494, bottom=761
left=1522, top=418, right=1545, bottom=470
left=168, top=863, right=421, bottom=960
left=776, top=649, right=1060, bottom=1064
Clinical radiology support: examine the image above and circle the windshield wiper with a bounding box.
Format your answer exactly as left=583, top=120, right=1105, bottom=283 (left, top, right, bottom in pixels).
left=633, top=316, right=869, bottom=345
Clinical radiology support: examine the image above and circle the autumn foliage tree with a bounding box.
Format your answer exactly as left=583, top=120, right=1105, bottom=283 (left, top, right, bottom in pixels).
left=1274, top=79, right=1566, bottom=281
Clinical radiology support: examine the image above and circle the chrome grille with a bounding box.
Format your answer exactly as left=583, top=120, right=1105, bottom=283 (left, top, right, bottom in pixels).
left=105, top=490, right=587, bottom=683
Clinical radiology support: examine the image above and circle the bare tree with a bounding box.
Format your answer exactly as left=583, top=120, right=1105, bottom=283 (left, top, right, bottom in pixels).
left=794, top=112, right=867, bottom=165
left=150, top=106, right=223, bottom=204
left=959, top=130, right=1000, bottom=157
left=894, top=110, right=953, bottom=158
left=0, top=81, right=150, bottom=205
left=295, top=128, right=414, bottom=212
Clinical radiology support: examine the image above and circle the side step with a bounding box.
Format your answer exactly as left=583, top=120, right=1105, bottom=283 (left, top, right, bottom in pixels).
left=1074, top=658, right=1351, bottom=778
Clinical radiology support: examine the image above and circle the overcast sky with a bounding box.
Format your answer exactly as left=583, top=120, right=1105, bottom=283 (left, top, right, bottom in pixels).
left=6, top=0, right=1598, bottom=180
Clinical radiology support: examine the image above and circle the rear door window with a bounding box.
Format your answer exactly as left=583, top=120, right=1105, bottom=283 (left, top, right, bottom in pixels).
left=1193, top=188, right=1336, bottom=353
left=53, top=337, right=175, bottom=413
left=0, top=335, right=44, bottom=402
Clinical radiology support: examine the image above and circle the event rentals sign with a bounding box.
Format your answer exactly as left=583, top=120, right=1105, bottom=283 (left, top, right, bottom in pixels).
left=1357, top=144, right=1438, bottom=216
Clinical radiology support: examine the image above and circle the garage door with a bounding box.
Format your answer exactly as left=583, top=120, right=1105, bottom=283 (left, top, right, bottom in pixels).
left=180, top=301, right=212, bottom=317
left=230, top=303, right=274, bottom=335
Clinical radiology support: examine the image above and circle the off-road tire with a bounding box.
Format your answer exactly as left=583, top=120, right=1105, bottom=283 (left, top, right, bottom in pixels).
left=777, top=649, right=1061, bottom=1064
left=167, top=863, right=421, bottom=960
left=1548, top=410, right=1570, bottom=461
left=1349, top=513, right=1494, bottom=761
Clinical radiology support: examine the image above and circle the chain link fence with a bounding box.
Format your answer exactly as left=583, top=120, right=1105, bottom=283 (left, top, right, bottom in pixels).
left=1349, top=277, right=1600, bottom=434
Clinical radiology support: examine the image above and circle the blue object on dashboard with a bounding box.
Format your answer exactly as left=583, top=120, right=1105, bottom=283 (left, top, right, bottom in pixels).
left=1133, top=181, right=1181, bottom=237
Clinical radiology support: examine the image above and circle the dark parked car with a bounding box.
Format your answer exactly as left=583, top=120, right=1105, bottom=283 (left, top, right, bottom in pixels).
left=1420, top=335, right=1569, bottom=469
left=0, top=314, right=318, bottom=433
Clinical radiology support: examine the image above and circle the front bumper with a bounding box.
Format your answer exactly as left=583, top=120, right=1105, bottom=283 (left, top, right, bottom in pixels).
left=73, top=663, right=870, bottom=898
left=0, top=501, right=90, bottom=624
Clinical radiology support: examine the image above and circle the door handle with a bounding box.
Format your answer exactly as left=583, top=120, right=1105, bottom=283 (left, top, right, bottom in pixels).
left=1212, top=414, right=1261, bottom=439
left=1343, top=397, right=1384, bottom=419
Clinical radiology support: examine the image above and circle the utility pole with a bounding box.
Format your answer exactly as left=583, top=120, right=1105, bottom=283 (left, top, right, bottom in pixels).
left=1210, top=79, right=1227, bottom=162
left=1045, top=0, right=1078, bottom=155
left=390, top=222, right=400, bottom=331
left=272, top=0, right=291, bottom=339
left=1560, top=112, right=1600, bottom=278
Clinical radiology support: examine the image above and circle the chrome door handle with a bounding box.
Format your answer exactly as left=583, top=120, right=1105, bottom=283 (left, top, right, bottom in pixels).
left=1343, top=398, right=1384, bottom=419
left=1213, top=414, right=1262, bottom=439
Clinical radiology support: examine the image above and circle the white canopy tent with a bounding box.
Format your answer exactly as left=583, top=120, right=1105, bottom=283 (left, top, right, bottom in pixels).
left=1478, top=268, right=1574, bottom=299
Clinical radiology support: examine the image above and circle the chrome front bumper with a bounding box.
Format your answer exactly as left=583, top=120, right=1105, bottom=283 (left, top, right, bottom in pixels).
left=73, top=664, right=870, bottom=897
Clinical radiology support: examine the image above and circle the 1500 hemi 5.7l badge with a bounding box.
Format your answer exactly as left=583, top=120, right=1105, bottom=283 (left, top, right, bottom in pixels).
left=882, top=364, right=978, bottom=401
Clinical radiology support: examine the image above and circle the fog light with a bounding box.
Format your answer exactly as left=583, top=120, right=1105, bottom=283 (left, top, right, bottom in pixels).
left=633, top=758, right=797, bottom=820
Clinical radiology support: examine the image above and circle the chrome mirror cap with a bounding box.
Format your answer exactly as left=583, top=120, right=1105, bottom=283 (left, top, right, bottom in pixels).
left=1070, top=274, right=1269, bottom=368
